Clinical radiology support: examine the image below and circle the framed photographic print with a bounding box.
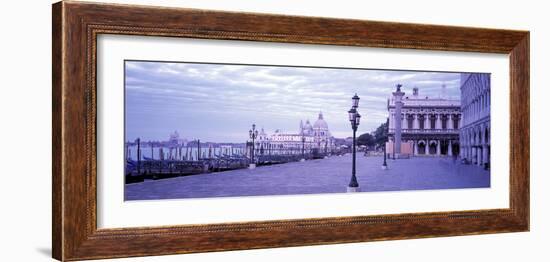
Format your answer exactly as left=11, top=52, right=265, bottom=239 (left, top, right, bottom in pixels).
left=52, top=1, right=529, bottom=261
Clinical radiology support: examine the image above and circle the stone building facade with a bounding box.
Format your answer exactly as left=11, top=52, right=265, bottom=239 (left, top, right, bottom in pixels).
left=388, top=85, right=462, bottom=157
left=459, top=73, right=491, bottom=167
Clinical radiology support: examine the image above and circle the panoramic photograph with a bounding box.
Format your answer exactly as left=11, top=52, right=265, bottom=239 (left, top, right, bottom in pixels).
left=123, top=60, right=491, bottom=201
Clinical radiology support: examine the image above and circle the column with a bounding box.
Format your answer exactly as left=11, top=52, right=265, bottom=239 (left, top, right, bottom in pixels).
left=394, top=112, right=402, bottom=155
left=474, top=100, right=478, bottom=120
left=393, top=87, right=405, bottom=155
left=481, top=145, right=487, bottom=166
left=471, top=147, right=476, bottom=164
left=478, top=147, right=483, bottom=166
left=477, top=99, right=481, bottom=120
left=485, top=145, right=490, bottom=166
left=423, top=114, right=427, bottom=129
left=474, top=147, right=478, bottom=164
left=447, top=140, right=453, bottom=156
left=436, top=140, right=441, bottom=156
left=435, top=114, right=442, bottom=129
left=474, top=147, right=478, bottom=165
left=476, top=147, right=480, bottom=165
left=482, top=95, right=486, bottom=117
left=413, top=140, right=418, bottom=155
left=413, top=114, right=419, bottom=129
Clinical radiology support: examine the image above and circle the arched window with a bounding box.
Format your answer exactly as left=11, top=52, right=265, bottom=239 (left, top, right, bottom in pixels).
left=429, top=141, right=437, bottom=155
left=417, top=141, right=426, bottom=155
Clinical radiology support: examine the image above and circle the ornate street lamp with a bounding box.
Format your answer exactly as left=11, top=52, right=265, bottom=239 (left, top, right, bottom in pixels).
left=382, top=117, right=389, bottom=170
left=347, top=94, right=362, bottom=192
left=352, top=93, right=360, bottom=108
left=249, top=124, right=259, bottom=169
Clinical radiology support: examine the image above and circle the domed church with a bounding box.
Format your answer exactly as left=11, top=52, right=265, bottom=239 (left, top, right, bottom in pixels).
left=258, top=112, right=335, bottom=154
left=305, top=112, right=333, bottom=149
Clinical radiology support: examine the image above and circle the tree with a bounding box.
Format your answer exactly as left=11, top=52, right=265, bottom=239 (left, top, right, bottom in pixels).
left=373, top=121, right=389, bottom=149
left=357, top=133, right=375, bottom=148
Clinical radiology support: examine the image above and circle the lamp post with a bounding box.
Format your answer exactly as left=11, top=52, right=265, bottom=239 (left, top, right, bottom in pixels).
left=382, top=117, right=389, bottom=170
left=347, top=94, right=361, bottom=192
left=249, top=124, right=258, bottom=169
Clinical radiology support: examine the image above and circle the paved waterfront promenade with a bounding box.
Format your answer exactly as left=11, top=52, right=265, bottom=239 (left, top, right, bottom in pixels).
left=125, top=154, right=490, bottom=200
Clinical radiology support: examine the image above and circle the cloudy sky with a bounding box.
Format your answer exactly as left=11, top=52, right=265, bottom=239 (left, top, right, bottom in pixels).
left=125, top=61, right=461, bottom=143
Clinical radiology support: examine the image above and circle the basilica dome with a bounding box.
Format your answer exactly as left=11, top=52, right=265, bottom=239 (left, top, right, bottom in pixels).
left=169, top=130, right=180, bottom=141
left=313, top=112, right=328, bottom=130
left=303, top=120, right=313, bottom=130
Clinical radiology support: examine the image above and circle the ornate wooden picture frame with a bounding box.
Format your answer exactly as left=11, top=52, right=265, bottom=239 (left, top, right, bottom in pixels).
left=52, top=1, right=529, bottom=261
